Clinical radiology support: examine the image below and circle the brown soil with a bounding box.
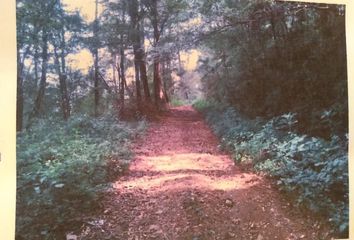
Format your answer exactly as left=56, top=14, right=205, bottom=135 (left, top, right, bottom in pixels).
left=78, top=106, right=331, bottom=240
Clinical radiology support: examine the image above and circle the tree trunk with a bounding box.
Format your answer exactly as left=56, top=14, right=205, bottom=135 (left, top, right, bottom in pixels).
left=60, top=31, right=70, bottom=119
left=133, top=44, right=142, bottom=105
left=16, top=60, right=24, bottom=131
left=34, top=43, right=39, bottom=87
left=94, top=49, right=99, bottom=116
left=133, top=23, right=151, bottom=105
left=128, top=0, right=142, bottom=107
left=163, top=78, right=170, bottom=103
left=151, top=0, right=164, bottom=107
left=138, top=20, right=150, bottom=102
left=162, top=61, right=170, bottom=103
left=112, top=54, right=118, bottom=95
left=93, top=0, right=100, bottom=116
left=112, top=54, right=121, bottom=114
left=119, top=46, right=125, bottom=116
left=153, top=58, right=163, bottom=106
left=30, top=30, right=48, bottom=122
left=33, top=24, right=40, bottom=88
left=140, top=51, right=150, bottom=101
left=53, top=42, right=70, bottom=120
left=115, top=56, right=121, bottom=94
left=16, top=45, right=29, bottom=131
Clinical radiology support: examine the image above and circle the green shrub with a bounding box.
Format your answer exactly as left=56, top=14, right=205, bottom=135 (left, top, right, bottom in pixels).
left=193, top=99, right=220, bottom=112
left=16, top=114, right=147, bottom=239
left=170, top=98, right=186, bottom=107
left=195, top=100, right=348, bottom=236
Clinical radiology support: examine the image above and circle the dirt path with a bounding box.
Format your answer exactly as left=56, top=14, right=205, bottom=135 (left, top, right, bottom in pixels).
left=79, top=106, right=329, bottom=240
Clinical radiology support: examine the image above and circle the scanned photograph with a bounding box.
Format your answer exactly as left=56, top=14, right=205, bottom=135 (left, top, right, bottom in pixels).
left=16, top=0, right=348, bottom=239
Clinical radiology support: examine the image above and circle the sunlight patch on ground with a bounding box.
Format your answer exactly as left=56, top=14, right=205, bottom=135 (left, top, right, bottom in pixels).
left=115, top=171, right=257, bottom=192
left=114, top=152, right=259, bottom=193
left=133, top=153, right=230, bottom=172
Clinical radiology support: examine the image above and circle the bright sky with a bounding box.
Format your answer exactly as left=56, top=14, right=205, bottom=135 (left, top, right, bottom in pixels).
left=61, top=0, right=200, bottom=74
left=62, top=0, right=102, bottom=22
left=62, top=0, right=98, bottom=72
left=181, top=50, right=200, bottom=71
left=66, top=49, right=93, bottom=74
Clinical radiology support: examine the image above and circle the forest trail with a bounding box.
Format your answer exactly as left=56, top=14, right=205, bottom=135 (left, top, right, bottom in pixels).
left=80, top=106, right=324, bottom=240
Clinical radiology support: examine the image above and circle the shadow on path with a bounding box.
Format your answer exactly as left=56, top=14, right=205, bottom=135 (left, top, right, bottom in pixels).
left=79, top=106, right=330, bottom=240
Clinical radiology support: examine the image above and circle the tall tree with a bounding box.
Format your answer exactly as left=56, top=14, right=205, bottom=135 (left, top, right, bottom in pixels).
left=26, top=0, right=59, bottom=126
left=93, top=0, right=100, bottom=116
left=31, top=22, right=49, bottom=119
left=198, top=0, right=347, bottom=136
left=138, top=14, right=151, bottom=102
left=16, top=0, right=32, bottom=131
left=102, top=0, right=135, bottom=115
left=149, top=0, right=164, bottom=107
left=143, top=0, right=188, bottom=107
left=51, top=2, right=83, bottom=120
left=128, top=0, right=142, bottom=106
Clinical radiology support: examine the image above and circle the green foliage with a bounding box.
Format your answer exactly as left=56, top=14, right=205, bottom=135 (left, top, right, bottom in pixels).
left=193, top=99, right=220, bottom=112
left=198, top=1, right=347, bottom=138
left=195, top=101, right=348, bottom=236
left=195, top=2, right=348, bottom=235
left=16, top=115, right=147, bottom=239
left=170, top=98, right=186, bottom=107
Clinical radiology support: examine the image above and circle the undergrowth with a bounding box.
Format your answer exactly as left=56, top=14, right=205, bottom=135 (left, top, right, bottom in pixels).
left=16, top=114, right=147, bottom=239
left=170, top=98, right=186, bottom=107
left=193, top=99, right=348, bottom=237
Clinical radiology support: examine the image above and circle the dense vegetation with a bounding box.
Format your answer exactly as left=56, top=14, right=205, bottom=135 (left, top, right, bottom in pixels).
left=194, top=100, right=348, bottom=236
left=193, top=1, right=348, bottom=236
left=16, top=116, right=146, bottom=239
left=16, top=0, right=196, bottom=132
left=197, top=1, right=347, bottom=138
left=16, top=0, right=348, bottom=238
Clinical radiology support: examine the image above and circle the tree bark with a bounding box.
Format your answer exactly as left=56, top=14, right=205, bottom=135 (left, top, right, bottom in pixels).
left=128, top=0, right=142, bottom=106
left=16, top=45, right=30, bottom=131
left=139, top=20, right=151, bottom=102
left=60, top=31, right=70, bottom=118
left=134, top=22, right=151, bottom=104
left=151, top=0, right=164, bottom=107
left=53, top=39, right=70, bottom=120
left=140, top=53, right=150, bottom=101
left=153, top=57, right=163, bottom=106
left=112, top=54, right=119, bottom=95
left=119, top=46, right=125, bottom=116
left=93, top=0, right=100, bottom=116
left=30, top=30, right=48, bottom=122
left=133, top=44, right=142, bottom=105
left=94, top=49, right=99, bottom=116
left=162, top=60, right=171, bottom=103
left=33, top=40, right=39, bottom=87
